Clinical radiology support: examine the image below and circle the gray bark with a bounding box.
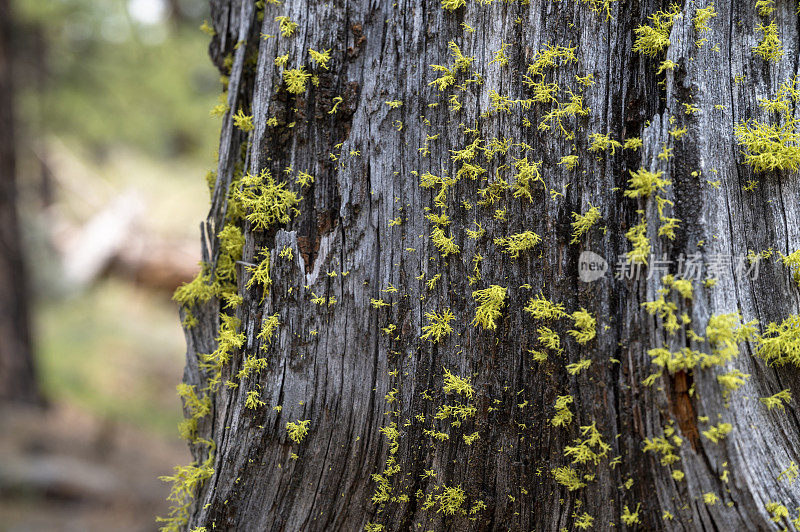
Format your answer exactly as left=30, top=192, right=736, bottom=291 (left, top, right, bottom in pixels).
left=173, top=0, right=800, bottom=529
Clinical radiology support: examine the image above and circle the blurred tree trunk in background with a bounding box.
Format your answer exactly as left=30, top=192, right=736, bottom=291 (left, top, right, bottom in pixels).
left=0, top=0, right=39, bottom=405
left=169, top=0, right=800, bottom=530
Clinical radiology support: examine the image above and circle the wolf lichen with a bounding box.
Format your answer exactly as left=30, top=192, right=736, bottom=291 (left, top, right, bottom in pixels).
left=257, top=312, right=280, bottom=347
left=566, top=359, right=592, bottom=375
left=274, top=15, right=297, bottom=37
left=283, top=67, right=312, bottom=94
left=569, top=309, right=597, bottom=344
left=235, top=169, right=300, bottom=231
left=431, top=226, right=460, bottom=257
left=570, top=205, right=601, bottom=244
left=754, top=21, right=782, bottom=62
left=286, top=419, right=311, bottom=443
left=176, top=384, right=211, bottom=440
left=232, top=109, right=254, bottom=132
left=756, top=315, right=800, bottom=366
left=494, top=231, right=541, bottom=258
left=429, top=41, right=474, bottom=91
left=538, top=327, right=563, bottom=354
left=200, top=315, right=245, bottom=386
left=421, top=309, right=455, bottom=343
left=624, top=168, right=671, bottom=198
left=643, top=427, right=682, bottom=466
left=245, top=390, right=267, bottom=409
left=781, top=250, right=800, bottom=286
left=625, top=218, right=651, bottom=265
left=524, top=293, right=567, bottom=320
left=717, top=369, right=749, bottom=399
left=551, top=465, right=586, bottom=490
left=620, top=504, right=642, bottom=525
left=511, top=157, right=544, bottom=201
left=563, top=422, right=611, bottom=464
left=693, top=4, right=717, bottom=34
left=735, top=120, right=800, bottom=173
left=632, top=4, right=681, bottom=57
left=551, top=395, right=574, bottom=427
left=702, top=422, right=732, bottom=443
left=308, top=48, right=332, bottom=69
left=442, top=369, right=475, bottom=398
left=471, top=285, right=507, bottom=329
left=760, top=389, right=792, bottom=411
left=245, top=248, right=272, bottom=292
left=157, top=439, right=215, bottom=531
left=436, top=485, right=467, bottom=515
left=440, top=0, right=465, bottom=10
left=588, top=133, right=622, bottom=155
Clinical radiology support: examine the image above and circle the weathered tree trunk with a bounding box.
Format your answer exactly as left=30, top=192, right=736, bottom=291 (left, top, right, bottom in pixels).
left=170, top=0, right=800, bottom=529
left=0, top=0, right=39, bottom=405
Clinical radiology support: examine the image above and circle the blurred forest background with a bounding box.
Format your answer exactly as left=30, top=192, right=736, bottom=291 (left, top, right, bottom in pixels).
left=1, top=0, right=218, bottom=529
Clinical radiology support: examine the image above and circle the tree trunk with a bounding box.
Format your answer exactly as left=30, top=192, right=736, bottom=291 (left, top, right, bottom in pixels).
left=0, top=0, right=39, bottom=405
left=169, top=0, right=800, bottom=530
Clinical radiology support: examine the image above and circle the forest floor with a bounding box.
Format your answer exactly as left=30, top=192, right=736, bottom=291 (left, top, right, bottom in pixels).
left=0, top=402, right=188, bottom=531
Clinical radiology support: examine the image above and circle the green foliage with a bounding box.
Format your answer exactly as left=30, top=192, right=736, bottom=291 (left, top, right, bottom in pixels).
left=18, top=2, right=219, bottom=158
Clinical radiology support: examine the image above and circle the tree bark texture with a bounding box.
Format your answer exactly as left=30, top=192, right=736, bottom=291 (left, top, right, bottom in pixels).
left=175, top=0, right=800, bottom=529
left=0, top=0, right=39, bottom=405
